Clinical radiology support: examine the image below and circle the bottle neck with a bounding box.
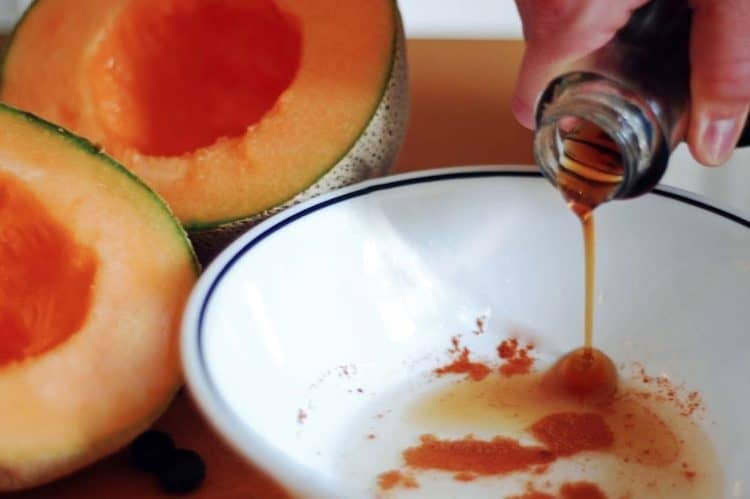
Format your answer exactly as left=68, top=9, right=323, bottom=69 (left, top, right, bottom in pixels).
left=534, top=72, right=672, bottom=205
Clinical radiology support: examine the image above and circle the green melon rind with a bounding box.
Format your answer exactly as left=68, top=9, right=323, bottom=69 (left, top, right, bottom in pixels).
left=0, top=100, right=195, bottom=490
left=0, top=102, right=200, bottom=273
left=183, top=0, right=405, bottom=232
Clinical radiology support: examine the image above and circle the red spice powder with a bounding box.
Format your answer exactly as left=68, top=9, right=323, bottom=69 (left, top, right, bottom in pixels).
left=507, top=483, right=556, bottom=499
left=507, top=491, right=555, bottom=499
left=560, top=481, right=607, bottom=499
left=338, top=364, right=357, bottom=377
left=475, top=316, right=486, bottom=334
left=498, top=338, right=535, bottom=376
left=377, top=470, right=401, bottom=490
left=530, top=412, right=614, bottom=456
left=403, top=434, right=554, bottom=475
left=449, top=335, right=462, bottom=353
left=498, top=338, right=519, bottom=359
left=632, top=363, right=704, bottom=417
left=377, top=470, right=418, bottom=491
left=453, top=471, right=477, bottom=482
left=680, top=461, right=697, bottom=480
left=532, top=464, right=550, bottom=475
left=682, top=391, right=703, bottom=417
left=435, top=348, right=491, bottom=381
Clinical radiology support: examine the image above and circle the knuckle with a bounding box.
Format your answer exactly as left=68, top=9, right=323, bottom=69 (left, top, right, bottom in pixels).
left=692, top=0, right=750, bottom=16
left=534, top=0, right=579, bottom=20
left=696, top=58, right=750, bottom=101
left=520, top=0, right=580, bottom=43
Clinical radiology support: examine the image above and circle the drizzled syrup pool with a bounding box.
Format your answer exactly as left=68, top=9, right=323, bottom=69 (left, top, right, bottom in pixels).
left=335, top=335, right=723, bottom=498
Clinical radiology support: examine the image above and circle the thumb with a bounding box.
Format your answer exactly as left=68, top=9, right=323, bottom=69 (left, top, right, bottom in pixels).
left=687, top=0, right=750, bottom=166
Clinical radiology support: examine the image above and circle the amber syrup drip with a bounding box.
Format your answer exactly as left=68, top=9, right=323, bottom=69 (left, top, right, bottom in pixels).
left=553, top=120, right=624, bottom=400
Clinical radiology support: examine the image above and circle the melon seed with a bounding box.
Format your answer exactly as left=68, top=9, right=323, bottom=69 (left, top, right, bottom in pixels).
left=130, top=430, right=176, bottom=473
left=157, top=449, right=206, bottom=494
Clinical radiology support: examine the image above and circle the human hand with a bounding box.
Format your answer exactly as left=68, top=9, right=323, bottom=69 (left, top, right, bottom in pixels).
left=512, top=0, right=750, bottom=166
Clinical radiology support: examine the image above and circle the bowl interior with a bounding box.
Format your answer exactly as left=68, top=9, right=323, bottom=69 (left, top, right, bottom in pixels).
left=184, top=168, right=749, bottom=498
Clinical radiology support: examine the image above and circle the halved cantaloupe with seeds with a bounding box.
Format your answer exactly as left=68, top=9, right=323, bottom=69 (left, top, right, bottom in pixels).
left=1, top=0, right=409, bottom=262
left=0, top=103, right=197, bottom=491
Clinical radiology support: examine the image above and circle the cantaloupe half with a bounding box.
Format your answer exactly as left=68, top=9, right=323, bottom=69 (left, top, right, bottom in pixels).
left=0, top=103, right=197, bottom=491
left=0, top=0, right=408, bottom=262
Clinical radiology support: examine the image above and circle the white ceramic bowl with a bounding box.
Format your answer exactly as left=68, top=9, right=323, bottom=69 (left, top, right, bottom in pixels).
left=182, top=166, right=750, bottom=498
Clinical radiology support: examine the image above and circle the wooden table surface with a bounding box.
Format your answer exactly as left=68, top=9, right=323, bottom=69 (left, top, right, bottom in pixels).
left=6, top=39, right=533, bottom=499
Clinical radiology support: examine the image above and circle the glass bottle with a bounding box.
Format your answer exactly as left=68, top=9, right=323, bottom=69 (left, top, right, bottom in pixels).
left=533, top=0, right=750, bottom=213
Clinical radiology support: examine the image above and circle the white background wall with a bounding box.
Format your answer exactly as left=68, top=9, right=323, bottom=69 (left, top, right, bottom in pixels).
left=399, top=0, right=523, bottom=38
left=0, top=0, right=748, bottom=213
left=0, top=0, right=29, bottom=30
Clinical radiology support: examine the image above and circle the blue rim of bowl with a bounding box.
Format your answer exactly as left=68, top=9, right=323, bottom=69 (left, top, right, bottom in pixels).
left=181, top=166, right=750, bottom=497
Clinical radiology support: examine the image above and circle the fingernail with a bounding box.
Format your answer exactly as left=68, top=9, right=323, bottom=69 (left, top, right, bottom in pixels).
left=511, top=96, right=535, bottom=130
left=697, top=114, right=742, bottom=165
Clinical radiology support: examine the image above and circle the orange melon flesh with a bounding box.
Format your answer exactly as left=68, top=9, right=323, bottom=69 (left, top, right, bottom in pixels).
left=0, top=172, right=96, bottom=366
left=88, top=0, right=302, bottom=157
left=1, top=0, right=397, bottom=227
left=0, top=104, right=197, bottom=491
